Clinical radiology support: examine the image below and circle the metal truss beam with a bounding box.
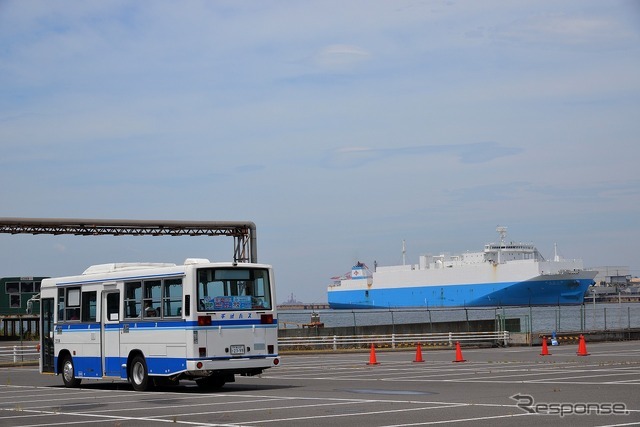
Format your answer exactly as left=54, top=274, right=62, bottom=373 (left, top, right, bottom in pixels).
left=0, top=217, right=257, bottom=263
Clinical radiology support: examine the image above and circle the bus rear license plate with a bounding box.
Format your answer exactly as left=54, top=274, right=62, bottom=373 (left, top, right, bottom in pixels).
left=230, top=345, right=245, bottom=355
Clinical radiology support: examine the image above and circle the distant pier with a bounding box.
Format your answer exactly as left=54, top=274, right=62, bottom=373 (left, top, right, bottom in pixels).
left=278, top=303, right=330, bottom=310
left=588, top=294, right=640, bottom=303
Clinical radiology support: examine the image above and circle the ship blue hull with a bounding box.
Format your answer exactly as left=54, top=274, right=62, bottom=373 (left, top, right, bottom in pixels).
left=328, top=276, right=594, bottom=309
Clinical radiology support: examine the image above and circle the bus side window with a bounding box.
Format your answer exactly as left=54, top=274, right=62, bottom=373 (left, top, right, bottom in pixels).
left=185, top=295, right=190, bottom=317
left=124, top=281, right=142, bottom=318
left=144, top=280, right=161, bottom=318
left=82, top=291, right=97, bottom=322
left=57, top=288, right=65, bottom=322
left=106, top=292, right=119, bottom=321
left=163, top=278, right=182, bottom=317
left=65, top=288, right=81, bottom=321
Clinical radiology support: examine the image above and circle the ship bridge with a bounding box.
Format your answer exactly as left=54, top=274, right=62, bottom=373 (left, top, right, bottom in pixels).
left=484, top=243, right=544, bottom=263
left=484, top=226, right=545, bottom=264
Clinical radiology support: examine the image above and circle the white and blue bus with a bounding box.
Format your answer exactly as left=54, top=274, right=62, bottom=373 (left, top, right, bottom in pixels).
left=38, top=258, right=279, bottom=391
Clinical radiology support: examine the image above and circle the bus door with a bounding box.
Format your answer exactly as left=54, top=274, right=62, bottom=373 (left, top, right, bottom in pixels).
left=101, top=290, right=121, bottom=377
left=40, top=298, right=55, bottom=373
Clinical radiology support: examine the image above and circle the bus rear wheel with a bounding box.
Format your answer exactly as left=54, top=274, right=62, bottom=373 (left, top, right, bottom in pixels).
left=129, top=355, right=153, bottom=391
left=61, top=355, right=82, bottom=388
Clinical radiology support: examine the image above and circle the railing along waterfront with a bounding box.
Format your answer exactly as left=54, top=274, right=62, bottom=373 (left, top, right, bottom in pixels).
left=278, top=303, right=640, bottom=334
left=0, top=344, right=39, bottom=363
left=278, top=330, right=509, bottom=351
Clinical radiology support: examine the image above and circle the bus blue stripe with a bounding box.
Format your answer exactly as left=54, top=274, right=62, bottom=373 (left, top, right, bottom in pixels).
left=56, top=355, right=279, bottom=379
left=57, top=319, right=278, bottom=330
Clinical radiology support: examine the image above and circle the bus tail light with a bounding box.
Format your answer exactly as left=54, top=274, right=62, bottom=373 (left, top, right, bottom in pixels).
left=273, top=358, right=280, bottom=366
left=198, top=315, right=211, bottom=326
left=199, top=347, right=206, bottom=357
left=260, top=314, right=273, bottom=324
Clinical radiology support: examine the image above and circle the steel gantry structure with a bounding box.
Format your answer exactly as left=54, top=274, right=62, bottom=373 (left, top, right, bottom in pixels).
left=0, top=217, right=257, bottom=263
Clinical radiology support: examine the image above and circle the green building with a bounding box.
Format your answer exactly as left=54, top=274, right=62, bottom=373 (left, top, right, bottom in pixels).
left=0, top=277, right=47, bottom=339
left=0, top=277, right=46, bottom=315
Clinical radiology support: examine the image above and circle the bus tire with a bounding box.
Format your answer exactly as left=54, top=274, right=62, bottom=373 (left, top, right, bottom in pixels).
left=196, top=375, right=226, bottom=390
left=129, top=355, right=153, bottom=391
left=61, top=355, right=82, bottom=388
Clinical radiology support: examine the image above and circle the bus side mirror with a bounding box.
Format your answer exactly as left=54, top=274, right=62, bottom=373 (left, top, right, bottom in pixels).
left=25, top=294, right=39, bottom=315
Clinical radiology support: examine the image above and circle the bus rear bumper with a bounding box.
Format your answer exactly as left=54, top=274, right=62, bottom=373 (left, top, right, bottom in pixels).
left=186, top=356, right=280, bottom=374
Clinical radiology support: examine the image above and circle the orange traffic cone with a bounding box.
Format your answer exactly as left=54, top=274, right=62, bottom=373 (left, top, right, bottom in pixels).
left=367, top=343, right=380, bottom=365
left=540, top=336, right=551, bottom=356
left=577, top=334, right=590, bottom=356
left=453, top=341, right=466, bottom=363
left=413, top=343, right=425, bottom=363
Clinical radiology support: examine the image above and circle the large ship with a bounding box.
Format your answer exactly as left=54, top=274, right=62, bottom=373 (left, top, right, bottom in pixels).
left=327, top=227, right=596, bottom=309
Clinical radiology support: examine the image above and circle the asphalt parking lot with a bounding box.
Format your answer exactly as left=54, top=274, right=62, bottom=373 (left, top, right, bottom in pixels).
left=0, top=340, right=638, bottom=426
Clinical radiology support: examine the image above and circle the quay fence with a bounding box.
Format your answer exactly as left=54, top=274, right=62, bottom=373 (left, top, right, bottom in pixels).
left=278, top=330, right=509, bottom=352
left=0, top=344, right=39, bottom=364
left=498, top=302, right=640, bottom=335
left=279, top=302, right=640, bottom=335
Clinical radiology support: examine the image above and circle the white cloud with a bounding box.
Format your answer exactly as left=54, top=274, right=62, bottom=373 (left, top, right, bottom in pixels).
left=313, top=44, right=372, bottom=71
left=491, top=13, right=637, bottom=45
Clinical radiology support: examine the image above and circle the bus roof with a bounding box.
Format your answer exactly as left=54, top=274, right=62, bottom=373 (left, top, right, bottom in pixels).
left=83, top=263, right=177, bottom=275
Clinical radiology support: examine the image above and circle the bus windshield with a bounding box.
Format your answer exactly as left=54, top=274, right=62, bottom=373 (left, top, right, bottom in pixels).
left=197, top=267, right=272, bottom=311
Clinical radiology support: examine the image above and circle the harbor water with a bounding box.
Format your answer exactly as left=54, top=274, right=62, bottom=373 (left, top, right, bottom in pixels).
left=279, top=302, right=640, bottom=333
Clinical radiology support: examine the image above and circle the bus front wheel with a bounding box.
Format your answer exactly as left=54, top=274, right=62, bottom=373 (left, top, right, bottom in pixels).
left=129, top=355, right=153, bottom=391
left=61, top=355, right=82, bottom=388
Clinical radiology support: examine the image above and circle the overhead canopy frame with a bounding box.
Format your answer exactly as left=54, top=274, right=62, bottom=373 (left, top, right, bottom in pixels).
left=0, top=217, right=257, bottom=263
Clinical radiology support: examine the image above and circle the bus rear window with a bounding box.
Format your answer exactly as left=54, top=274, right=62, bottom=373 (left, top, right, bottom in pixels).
left=197, top=268, right=271, bottom=311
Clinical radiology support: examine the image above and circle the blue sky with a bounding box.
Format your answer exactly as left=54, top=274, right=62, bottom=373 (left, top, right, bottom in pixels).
left=1, top=1, right=639, bottom=304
